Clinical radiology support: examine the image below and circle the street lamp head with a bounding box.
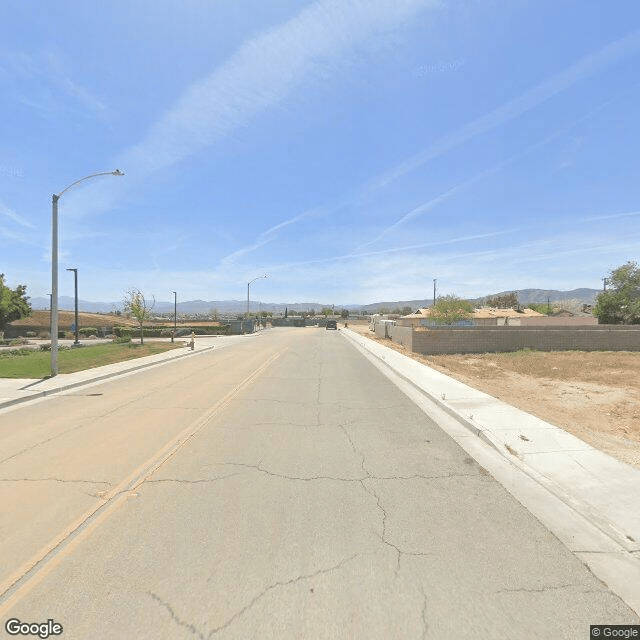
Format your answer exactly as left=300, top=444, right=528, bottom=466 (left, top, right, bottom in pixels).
left=112, top=169, right=125, bottom=176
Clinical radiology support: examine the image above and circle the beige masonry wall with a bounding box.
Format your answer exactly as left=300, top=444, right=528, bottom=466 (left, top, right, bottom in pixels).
left=519, top=317, right=598, bottom=326
left=389, top=325, right=413, bottom=350
left=408, top=326, right=640, bottom=355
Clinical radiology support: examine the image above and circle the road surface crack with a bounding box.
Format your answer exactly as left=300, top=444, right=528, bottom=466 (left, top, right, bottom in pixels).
left=420, top=586, right=429, bottom=640
left=339, top=423, right=370, bottom=477
left=223, top=461, right=362, bottom=483
left=496, top=583, right=577, bottom=594
left=207, top=554, right=361, bottom=637
left=145, top=473, right=241, bottom=484
left=148, top=592, right=206, bottom=639
left=0, top=477, right=111, bottom=485
left=360, top=479, right=431, bottom=576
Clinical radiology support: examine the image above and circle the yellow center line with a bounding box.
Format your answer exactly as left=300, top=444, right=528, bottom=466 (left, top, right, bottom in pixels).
left=0, top=349, right=283, bottom=614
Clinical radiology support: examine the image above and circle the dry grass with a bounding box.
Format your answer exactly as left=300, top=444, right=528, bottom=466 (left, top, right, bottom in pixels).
left=13, top=310, right=136, bottom=328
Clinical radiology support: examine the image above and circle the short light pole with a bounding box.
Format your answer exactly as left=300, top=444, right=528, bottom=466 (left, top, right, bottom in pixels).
left=247, top=274, right=269, bottom=318
left=51, top=170, right=124, bottom=376
left=66, top=268, right=79, bottom=345
left=171, top=291, right=177, bottom=343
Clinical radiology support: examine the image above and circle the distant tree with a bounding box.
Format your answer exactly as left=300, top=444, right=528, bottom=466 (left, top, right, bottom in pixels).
left=0, top=274, right=31, bottom=331
left=527, top=303, right=551, bottom=315
left=485, top=292, right=519, bottom=308
left=209, top=307, right=220, bottom=321
left=401, top=306, right=412, bottom=316
left=430, top=295, right=473, bottom=325
left=594, top=261, right=640, bottom=324
left=339, top=308, right=349, bottom=318
left=321, top=307, right=332, bottom=316
left=123, top=288, right=154, bottom=344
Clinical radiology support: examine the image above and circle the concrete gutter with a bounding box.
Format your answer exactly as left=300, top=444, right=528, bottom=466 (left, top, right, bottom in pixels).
left=341, top=327, right=640, bottom=613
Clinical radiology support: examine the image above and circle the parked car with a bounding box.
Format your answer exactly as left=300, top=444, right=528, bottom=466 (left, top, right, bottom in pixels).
left=325, top=320, right=337, bottom=330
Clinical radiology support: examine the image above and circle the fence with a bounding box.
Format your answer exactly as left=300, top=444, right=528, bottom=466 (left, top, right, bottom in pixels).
left=407, top=326, right=640, bottom=355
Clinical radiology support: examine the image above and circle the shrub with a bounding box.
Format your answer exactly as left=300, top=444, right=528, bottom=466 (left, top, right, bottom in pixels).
left=79, top=327, right=99, bottom=336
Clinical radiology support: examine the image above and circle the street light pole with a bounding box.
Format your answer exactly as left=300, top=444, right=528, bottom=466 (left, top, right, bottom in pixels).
left=433, top=278, right=437, bottom=307
left=171, top=291, right=177, bottom=343
left=66, top=268, right=79, bottom=344
left=51, top=170, right=124, bottom=376
left=247, top=275, right=269, bottom=320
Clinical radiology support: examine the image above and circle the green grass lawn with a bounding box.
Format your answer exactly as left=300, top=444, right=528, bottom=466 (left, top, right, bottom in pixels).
left=0, top=342, right=184, bottom=378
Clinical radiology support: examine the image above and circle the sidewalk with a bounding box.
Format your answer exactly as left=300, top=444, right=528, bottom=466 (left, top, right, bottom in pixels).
left=0, top=335, right=251, bottom=410
left=342, top=327, right=640, bottom=612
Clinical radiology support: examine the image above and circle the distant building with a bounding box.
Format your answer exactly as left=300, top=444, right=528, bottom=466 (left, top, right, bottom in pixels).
left=397, top=307, right=546, bottom=328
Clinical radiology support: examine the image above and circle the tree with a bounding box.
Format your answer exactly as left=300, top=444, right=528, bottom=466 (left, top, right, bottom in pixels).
left=321, top=307, right=332, bottom=317
left=340, top=308, right=349, bottom=319
left=594, top=261, right=640, bottom=324
left=401, top=306, right=413, bottom=316
left=123, top=288, right=154, bottom=344
left=485, top=292, right=518, bottom=308
left=0, top=274, right=31, bottom=332
left=429, top=295, right=473, bottom=325
left=527, top=303, right=551, bottom=315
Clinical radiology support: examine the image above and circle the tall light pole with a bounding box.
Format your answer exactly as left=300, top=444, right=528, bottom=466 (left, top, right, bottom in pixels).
left=51, top=170, right=124, bottom=376
left=433, top=278, right=437, bottom=307
left=247, top=275, right=269, bottom=318
left=66, top=268, right=79, bottom=345
left=171, top=291, right=177, bottom=343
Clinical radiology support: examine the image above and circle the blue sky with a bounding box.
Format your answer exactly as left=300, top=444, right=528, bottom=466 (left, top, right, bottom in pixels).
left=1, top=0, right=640, bottom=306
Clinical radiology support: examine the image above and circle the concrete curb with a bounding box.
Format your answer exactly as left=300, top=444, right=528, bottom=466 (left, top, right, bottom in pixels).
left=341, top=327, right=640, bottom=615
left=0, top=344, right=218, bottom=411
left=340, top=328, right=640, bottom=551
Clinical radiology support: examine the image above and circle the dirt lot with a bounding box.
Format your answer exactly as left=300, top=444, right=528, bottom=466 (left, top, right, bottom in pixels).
left=10, top=310, right=136, bottom=328
left=348, top=321, right=640, bottom=469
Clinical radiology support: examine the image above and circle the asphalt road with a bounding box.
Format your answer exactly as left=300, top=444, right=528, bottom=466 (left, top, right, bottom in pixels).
left=0, top=328, right=637, bottom=639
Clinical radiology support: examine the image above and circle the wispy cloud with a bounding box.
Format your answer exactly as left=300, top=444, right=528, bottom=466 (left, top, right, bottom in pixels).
left=118, top=0, right=442, bottom=179
left=227, top=28, right=640, bottom=265
left=1, top=50, right=108, bottom=120
left=61, top=0, right=443, bottom=223
left=220, top=206, right=330, bottom=264
left=582, top=210, right=640, bottom=222
left=355, top=90, right=626, bottom=251
left=265, top=229, right=511, bottom=271
left=367, top=27, right=640, bottom=191
left=0, top=199, right=34, bottom=228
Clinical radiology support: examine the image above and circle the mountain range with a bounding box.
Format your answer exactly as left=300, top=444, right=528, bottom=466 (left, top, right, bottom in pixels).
left=29, top=288, right=601, bottom=314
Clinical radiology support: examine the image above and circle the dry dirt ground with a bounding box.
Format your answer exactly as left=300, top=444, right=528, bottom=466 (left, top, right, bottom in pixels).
left=11, top=310, right=137, bottom=329
left=348, top=321, right=640, bottom=469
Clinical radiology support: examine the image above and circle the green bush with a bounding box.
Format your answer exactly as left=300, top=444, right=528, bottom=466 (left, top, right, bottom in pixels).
left=114, top=325, right=230, bottom=338
left=79, top=327, right=98, bottom=336
left=113, top=336, right=132, bottom=344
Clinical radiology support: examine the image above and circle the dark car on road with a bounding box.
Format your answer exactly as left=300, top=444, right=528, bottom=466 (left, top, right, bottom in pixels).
left=325, top=320, right=337, bottom=330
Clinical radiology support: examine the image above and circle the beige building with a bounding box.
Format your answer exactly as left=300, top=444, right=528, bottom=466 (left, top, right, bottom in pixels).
left=397, top=307, right=546, bottom=328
